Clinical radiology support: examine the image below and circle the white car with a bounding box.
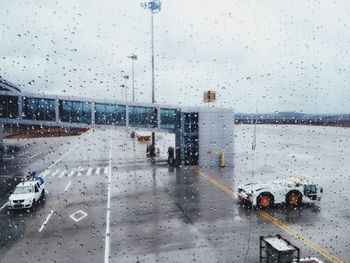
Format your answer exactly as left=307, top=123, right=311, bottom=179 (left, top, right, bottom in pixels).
left=7, top=179, right=45, bottom=210
left=237, top=177, right=323, bottom=208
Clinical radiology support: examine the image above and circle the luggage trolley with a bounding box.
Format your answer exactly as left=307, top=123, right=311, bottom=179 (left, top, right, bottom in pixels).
left=260, top=235, right=300, bottom=263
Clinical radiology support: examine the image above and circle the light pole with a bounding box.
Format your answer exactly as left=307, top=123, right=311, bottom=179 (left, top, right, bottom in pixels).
left=120, top=71, right=129, bottom=102
left=127, top=54, right=137, bottom=102
left=141, top=0, right=161, bottom=150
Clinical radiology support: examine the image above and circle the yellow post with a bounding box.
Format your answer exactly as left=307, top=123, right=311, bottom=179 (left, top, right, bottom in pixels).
left=219, top=151, right=225, bottom=167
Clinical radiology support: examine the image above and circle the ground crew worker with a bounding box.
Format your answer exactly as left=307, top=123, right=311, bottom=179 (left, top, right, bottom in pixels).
left=219, top=151, right=225, bottom=167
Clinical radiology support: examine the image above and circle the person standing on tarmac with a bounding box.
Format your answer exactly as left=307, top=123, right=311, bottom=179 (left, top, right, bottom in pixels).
left=26, top=170, right=44, bottom=185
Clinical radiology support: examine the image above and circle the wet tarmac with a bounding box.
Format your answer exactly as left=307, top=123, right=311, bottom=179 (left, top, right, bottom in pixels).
left=0, top=125, right=349, bottom=263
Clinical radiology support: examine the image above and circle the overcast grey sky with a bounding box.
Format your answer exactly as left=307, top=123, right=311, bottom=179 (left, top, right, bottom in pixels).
left=1, top=0, right=350, bottom=113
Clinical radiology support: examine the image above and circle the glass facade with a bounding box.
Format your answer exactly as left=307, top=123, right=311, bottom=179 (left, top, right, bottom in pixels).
left=160, top=108, right=177, bottom=131
left=129, top=106, right=157, bottom=128
left=23, top=97, right=55, bottom=121
left=181, top=112, right=199, bottom=165
left=95, top=103, right=126, bottom=126
left=59, top=100, right=91, bottom=124
left=0, top=95, right=18, bottom=119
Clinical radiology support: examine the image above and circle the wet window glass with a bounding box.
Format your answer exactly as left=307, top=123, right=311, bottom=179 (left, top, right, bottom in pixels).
left=59, top=100, right=91, bottom=124
left=95, top=103, right=126, bottom=126
left=23, top=97, right=55, bottom=121
left=0, top=95, right=19, bottom=119
left=129, top=106, right=157, bottom=128
left=160, top=108, right=177, bottom=130
left=0, top=1, right=349, bottom=263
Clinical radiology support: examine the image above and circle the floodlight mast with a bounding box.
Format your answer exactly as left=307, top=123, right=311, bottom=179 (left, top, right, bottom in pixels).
left=141, top=0, right=161, bottom=149
left=121, top=71, right=129, bottom=102
left=127, top=54, right=138, bottom=102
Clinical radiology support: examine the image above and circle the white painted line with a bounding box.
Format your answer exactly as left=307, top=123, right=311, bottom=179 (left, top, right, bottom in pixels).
left=86, top=168, right=93, bottom=176
left=40, top=170, right=51, bottom=178
left=38, top=210, right=54, bottom=232
left=59, top=170, right=67, bottom=178
left=2, top=156, right=14, bottom=160
left=29, top=152, right=40, bottom=159
left=83, top=156, right=88, bottom=161
left=104, top=135, right=112, bottom=263
left=51, top=169, right=60, bottom=178
left=48, top=143, right=77, bottom=170
left=77, top=166, right=83, bottom=177
left=64, top=181, right=71, bottom=192
left=70, top=210, right=88, bottom=222
left=68, top=169, right=76, bottom=177
left=104, top=166, right=109, bottom=175
left=0, top=203, right=7, bottom=211
left=95, top=167, right=101, bottom=175
left=0, top=175, right=13, bottom=178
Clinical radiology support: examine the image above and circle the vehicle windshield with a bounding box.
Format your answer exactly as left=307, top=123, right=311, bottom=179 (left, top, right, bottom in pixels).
left=14, top=186, right=33, bottom=194
left=305, top=184, right=317, bottom=195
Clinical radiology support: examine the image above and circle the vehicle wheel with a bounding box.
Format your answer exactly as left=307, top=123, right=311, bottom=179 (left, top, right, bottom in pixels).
left=257, top=193, right=273, bottom=208
left=286, top=191, right=302, bottom=206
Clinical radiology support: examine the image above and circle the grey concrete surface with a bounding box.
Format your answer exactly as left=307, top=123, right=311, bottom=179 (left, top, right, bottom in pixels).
left=0, top=125, right=349, bottom=263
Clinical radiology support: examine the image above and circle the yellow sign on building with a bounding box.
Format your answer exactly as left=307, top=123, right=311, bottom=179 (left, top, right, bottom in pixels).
left=203, top=90, right=216, bottom=102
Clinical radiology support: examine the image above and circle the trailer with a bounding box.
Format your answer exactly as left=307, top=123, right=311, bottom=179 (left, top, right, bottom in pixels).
left=260, top=235, right=324, bottom=263
left=260, top=234, right=300, bottom=263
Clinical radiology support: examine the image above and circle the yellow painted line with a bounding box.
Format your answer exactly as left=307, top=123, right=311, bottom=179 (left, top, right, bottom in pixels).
left=194, top=168, right=237, bottom=199
left=257, top=210, right=344, bottom=263
left=192, top=168, right=344, bottom=263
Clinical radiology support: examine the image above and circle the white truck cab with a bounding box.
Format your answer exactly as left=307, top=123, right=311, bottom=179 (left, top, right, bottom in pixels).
left=238, top=177, right=322, bottom=208
left=7, top=179, right=45, bottom=210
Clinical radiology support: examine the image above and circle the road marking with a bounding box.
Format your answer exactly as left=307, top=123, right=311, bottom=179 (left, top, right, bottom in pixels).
left=59, top=170, right=67, bottom=178
left=96, top=167, right=101, bottom=175
left=2, top=156, right=14, bottom=160
left=38, top=210, right=54, bottom=232
left=68, top=169, right=76, bottom=177
left=48, top=143, right=77, bottom=169
left=64, top=181, right=72, bottom=192
left=104, top=136, right=112, bottom=263
left=40, top=170, right=51, bottom=178
left=51, top=169, right=60, bottom=178
left=195, top=169, right=237, bottom=199
left=192, top=168, right=344, bottom=263
left=70, top=210, right=88, bottom=222
left=29, top=152, right=40, bottom=159
left=87, top=168, right=93, bottom=176
left=76, top=166, right=83, bottom=176
left=257, top=210, right=344, bottom=263
left=0, top=175, right=13, bottom=178
left=104, top=166, right=109, bottom=175
left=0, top=203, right=7, bottom=211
